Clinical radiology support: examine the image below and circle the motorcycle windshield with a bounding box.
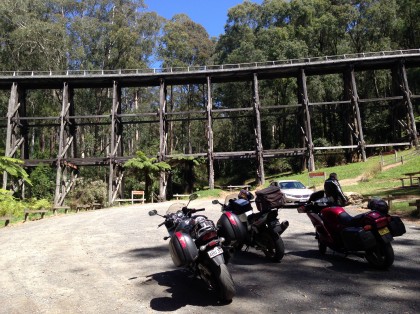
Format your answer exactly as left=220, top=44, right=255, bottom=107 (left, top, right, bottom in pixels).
left=224, top=193, right=238, bottom=205
left=166, top=203, right=186, bottom=214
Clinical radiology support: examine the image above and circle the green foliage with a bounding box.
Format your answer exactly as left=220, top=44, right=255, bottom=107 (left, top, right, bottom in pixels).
left=0, top=189, right=25, bottom=216
left=68, top=179, right=107, bottom=207
left=125, top=151, right=171, bottom=174
left=124, top=151, right=171, bottom=200
left=29, top=163, right=55, bottom=200
left=159, top=14, right=215, bottom=67
left=0, top=154, right=31, bottom=185
left=25, top=198, right=52, bottom=211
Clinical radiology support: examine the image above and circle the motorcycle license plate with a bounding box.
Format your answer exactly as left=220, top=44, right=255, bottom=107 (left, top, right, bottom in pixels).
left=208, top=246, right=223, bottom=258
left=378, top=227, right=390, bottom=236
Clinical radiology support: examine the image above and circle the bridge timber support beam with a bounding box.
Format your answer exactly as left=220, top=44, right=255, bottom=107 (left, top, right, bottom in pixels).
left=393, top=61, right=419, bottom=148
left=344, top=67, right=367, bottom=162
left=3, top=83, right=29, bottom=195
left=109, top=81, right=124, bottom=204
left=54, top=83, right=78, bottom=206
left=252, top=73, right=265, bottom=185
left=158, top=79, right=168, bottom=201
left=298, top=69, right=315, bottom=172
left=206, top=76, right=215, bottom=190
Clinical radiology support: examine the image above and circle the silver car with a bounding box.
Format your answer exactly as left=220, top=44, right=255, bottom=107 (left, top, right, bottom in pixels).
left=270, top=180, right=314, bottom=206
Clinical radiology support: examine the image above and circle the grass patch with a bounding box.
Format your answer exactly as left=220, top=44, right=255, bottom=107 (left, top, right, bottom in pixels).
left=195, top=188, right=223, bottom=199
left=230, top=148, right=419, bottom=217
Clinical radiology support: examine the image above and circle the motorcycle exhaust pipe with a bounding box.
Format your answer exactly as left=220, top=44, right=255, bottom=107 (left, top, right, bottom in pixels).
left=278, top=220, right=289, bottom=235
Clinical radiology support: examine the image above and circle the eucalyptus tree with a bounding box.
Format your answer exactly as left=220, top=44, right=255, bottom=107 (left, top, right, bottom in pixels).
left=0, top=0, right=68, bottom=71
left=158, top=14, right=215, bottom=158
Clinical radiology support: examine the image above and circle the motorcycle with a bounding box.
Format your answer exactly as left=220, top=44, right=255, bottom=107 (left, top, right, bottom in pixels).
left=213, top=186, right=289, bottom=262
left=148, top=193, right=235, bottom=302
left=297, top=191, right=406, bottom=269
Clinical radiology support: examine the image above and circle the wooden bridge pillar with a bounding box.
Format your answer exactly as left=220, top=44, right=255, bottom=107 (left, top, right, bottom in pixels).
left=206, top=76, right=215, bottom=189
left=297, top=69, right=315, bottom=171
left=3, top=83, right=29, bottom=193
left=109, top=81, right=124, bottom=204
left=393, top=61, right=419, bottom=148
left=158, top=79, right=168, bottom=201
left=344, top=68, right=367, bottom=161
left=54, top=83, right=78, bottom=206
left=252, top=73, right=265, bottom=185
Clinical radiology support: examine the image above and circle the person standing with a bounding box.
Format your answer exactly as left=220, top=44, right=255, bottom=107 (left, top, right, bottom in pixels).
left=324, top=173, right=347, bottom=206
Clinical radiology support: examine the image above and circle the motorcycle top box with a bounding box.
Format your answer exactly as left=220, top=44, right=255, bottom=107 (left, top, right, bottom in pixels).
left=169, top=231, right=198, bottom=267
left=229, top=198, right=253, bottom=215
left=217, top=212, right=247, bottom=245
left=255, top=185, right=284, bottom=212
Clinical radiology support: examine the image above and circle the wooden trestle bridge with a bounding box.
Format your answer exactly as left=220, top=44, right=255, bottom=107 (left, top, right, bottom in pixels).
left=1, top=49, right=419, bottom=205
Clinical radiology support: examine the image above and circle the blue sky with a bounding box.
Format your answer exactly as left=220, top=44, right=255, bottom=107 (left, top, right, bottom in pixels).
left=145, top=0, right=263, bottom=37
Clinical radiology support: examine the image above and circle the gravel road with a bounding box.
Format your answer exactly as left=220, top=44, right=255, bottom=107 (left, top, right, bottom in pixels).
left=0, top=199, right=419, bottom=314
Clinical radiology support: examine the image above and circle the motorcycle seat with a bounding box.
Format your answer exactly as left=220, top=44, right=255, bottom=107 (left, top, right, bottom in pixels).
left=338, top=211, right=365, bottom=227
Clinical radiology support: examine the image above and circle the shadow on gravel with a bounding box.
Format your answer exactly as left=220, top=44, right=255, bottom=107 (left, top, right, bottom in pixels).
left=126, top=245, right=168, bottom=259
left=229, top=249, right=277, bottom=265
left=145, top=269, right=228, bottom=311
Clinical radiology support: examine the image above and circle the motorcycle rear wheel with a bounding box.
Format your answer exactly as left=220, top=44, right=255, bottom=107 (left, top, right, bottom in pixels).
left=260, top=232, right=285, bottom=262
left=365, top=242, right=394, bottom=270
left=318, top=239, right=327, bottom=255
left=212, top=263, right=235, bottom=302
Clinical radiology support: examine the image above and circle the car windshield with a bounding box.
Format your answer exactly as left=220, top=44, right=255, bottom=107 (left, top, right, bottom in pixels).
left=279, top=181, right=305, bottom=189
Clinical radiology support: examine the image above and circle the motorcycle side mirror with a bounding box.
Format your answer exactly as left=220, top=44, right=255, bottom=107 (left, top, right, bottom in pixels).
left=148, top=210, right=157, bottom=216
left=189, top=193, right=198, bottom=201
left=212, top=200, right=219, bottom=204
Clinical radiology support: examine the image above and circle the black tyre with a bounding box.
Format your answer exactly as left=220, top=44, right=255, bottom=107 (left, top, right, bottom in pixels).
left=260, top=232, right=285, bottom=262
left=317, top=233, right=327, bottom=254
left=213, top=263, right=235, bottom=302
left=365, top=242, right=394, bottom=270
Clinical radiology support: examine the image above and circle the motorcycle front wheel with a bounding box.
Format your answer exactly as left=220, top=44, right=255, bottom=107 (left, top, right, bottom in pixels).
left=365, top=242, right=394, bottom=270
left=259, top=232, right=285, bottom=262
left=212, top=263, right=235, bottom=302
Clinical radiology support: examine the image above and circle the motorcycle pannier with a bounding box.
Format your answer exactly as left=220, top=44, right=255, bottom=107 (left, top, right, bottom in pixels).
left=217, top=212, right=246, bottom=245
left=169, top=231, right=198, bottom=267
left=341, top=227, right=376, bottom=251
left=388, top=216, right=406, bottom=237
left=255, top=186, right=284, bottom=212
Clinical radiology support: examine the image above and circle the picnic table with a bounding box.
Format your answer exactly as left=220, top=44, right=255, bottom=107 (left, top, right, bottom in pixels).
left=227, top=185, right=251, bottom=191
left=400, top=171, right=420, bottom=187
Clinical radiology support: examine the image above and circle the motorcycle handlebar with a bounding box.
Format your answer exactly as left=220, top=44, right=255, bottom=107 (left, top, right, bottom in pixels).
left=182, top=207, right=206, bottom=214
left=158, top=221, right=166, bottom=228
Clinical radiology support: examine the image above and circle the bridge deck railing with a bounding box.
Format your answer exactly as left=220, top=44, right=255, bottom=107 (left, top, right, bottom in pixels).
left=0, top=49, right=419, bottom=78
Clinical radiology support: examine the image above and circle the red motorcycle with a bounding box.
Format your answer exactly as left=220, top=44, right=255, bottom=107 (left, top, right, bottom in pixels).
left=297, top=191, right=406, bottom=269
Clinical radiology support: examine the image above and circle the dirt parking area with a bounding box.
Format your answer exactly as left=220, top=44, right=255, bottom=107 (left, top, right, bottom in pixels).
left=1, top=200, right=419, bottom=313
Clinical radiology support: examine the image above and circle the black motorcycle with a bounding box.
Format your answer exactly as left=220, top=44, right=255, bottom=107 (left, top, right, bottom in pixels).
left=214, top=186, right=289, bottom=262
left=148, top=194, right=235, bottom=302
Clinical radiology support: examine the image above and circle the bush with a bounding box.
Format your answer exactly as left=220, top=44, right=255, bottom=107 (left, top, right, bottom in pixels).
left=25, top=198, right=53, bottom=211
left=29, top=163, right=55, bottom=200
left=68, top=179, right=107, bottom=207
left=0, top=189, right=25, bottom=216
